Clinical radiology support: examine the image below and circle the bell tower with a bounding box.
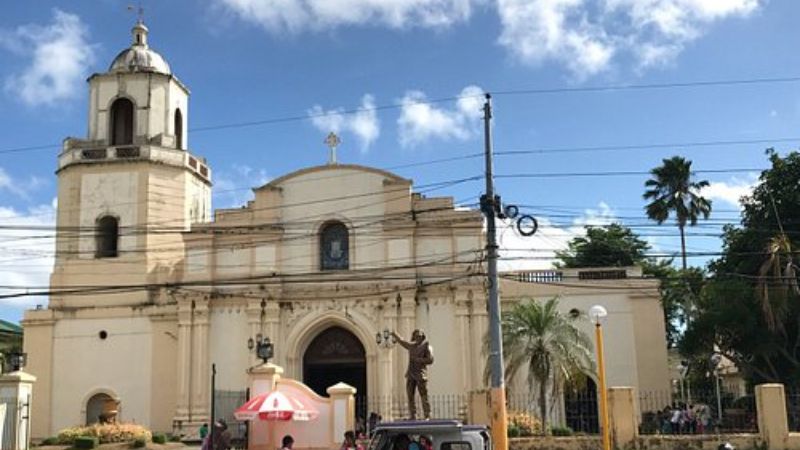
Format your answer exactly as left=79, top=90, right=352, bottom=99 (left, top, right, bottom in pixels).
left=50, top=20, right=212, bottom=308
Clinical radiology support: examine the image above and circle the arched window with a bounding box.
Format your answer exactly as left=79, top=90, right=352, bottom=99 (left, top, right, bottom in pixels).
left=320, top=221, right=349, bottom=270
left=96, top=216, right=119, bottom=258
left=109, top=98, right=134, bottom=145
left=174, top=108, right=183, bottom=149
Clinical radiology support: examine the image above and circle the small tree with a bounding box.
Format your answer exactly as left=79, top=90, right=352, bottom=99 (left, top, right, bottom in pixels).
left=489, top=298, right=594, bottom=434
left=555, top=223, right=650, bottom=268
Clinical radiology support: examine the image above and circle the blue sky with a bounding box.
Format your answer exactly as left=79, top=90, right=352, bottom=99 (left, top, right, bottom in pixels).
left=1, top=0, right=799, bottom=322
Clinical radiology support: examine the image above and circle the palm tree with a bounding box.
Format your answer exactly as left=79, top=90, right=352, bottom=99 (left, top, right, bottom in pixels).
left=490, top=297, right=594, bottom=434
left=643, top=156, right=712, bottom=270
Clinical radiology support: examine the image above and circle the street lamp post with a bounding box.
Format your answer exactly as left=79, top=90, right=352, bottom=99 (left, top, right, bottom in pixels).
left=247, top=334, right=274, bottom=364
left=590, top=305, right=611, bottom=450
left=710, top=353, right=723, bottom=424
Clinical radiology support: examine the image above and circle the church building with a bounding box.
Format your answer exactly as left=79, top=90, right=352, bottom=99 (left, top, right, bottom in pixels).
left=22, top=22, right=670, bottom=439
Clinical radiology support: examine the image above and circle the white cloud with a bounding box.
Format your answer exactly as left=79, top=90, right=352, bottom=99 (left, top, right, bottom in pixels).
left=397, top=85, right=484, bottom=147
left=702, top=175, right=757, bottom=208
left=0, top=202, right=56, bottom=316
left=497, top=0, right=761, bottom=77
left=0, top=9, right=95, bottom=106
left=308, top=94, right=380, bottom=152
left=0, top=167, right=48, bottom=200
left=214, top=164, right=271, bottom=208
left=216, top=0, right=473, bottom=32
left=498, top=201, right=618, bottom=271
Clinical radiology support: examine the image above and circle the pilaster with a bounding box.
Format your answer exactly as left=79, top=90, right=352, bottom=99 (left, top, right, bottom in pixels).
left=174, top=302, right=193, bottom=423
left=469, top=288, right=488, bottom=390
left=455, top=290, right=473, bottom=392
left=191, top=300, right=210, bottom=420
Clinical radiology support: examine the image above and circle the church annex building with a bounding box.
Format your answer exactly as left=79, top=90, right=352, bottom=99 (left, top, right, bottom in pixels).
left=22, top=22, right=670, bottom=439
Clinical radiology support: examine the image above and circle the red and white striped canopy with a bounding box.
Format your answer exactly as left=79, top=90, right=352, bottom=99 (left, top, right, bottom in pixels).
left=234, top=390, right=319, bottom=422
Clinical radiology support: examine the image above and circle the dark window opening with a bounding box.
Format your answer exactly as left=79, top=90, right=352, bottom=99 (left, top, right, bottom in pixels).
left=110, top=98, right=134, bottom=146
left=174, top=108, right=183, bottom=149
left=320, top=221, right=349, bottom=270
left=96, top=216, right=119, bottom=258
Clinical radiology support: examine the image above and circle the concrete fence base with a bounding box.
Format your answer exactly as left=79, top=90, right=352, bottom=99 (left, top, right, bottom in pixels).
left=481, top=383, right=800, bottom=450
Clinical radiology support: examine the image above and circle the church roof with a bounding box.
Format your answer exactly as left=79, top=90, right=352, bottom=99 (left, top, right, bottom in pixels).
left=109, top=21, right=172, bottom=75
left=255, top=164, right=412, bottom=191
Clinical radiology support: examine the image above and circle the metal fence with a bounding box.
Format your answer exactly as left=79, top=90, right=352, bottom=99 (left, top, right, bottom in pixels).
left=787, top=388, right=800, bottom=432
left=507, top=392, right=599, bottom=434
left=638, top=389, right=757, bottom=435
left=356, top=394, right=468, bottom=424
left=214, top=390, right=249, bottom=449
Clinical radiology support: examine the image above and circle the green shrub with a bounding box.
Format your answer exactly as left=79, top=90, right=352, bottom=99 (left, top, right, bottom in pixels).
left=74, top=436, right=98, bottom=449
left=152, top=433, right=167, bottom=444
left=551, top=426, right=574, bottom=436
left=40, top=437, right=59, bottom=446
left=507, top=424, right=521, bottom=438
left=131, top=437, right=147, bottom=448
left=168, top=433, right=182, bottom=442
left=57, top=423, right=151, bottom=444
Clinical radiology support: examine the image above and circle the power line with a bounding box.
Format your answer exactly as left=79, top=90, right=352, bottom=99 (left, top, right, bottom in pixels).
left=3, top=75, right=800, bottom=155
left=497, top=168, right=760, bottom=179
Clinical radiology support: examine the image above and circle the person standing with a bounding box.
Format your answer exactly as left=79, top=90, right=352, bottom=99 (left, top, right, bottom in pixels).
left=340, top=431, right=364, bottom=450
left=391, top=329, right=434, bottom=420
left=281, top=435, right=295, bottom=450
left=211, top=419, right=232, bottom=450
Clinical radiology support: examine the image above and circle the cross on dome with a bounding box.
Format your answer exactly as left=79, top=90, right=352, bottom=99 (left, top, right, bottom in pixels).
left=324, top=132, right=342, bottom=165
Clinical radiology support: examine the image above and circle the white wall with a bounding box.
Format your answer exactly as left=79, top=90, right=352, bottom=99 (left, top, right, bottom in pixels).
left=51, top=317, right=153, bottom=431
left=79, top=172, right=139, bottom=258
left=208, top=307, right=250, bottom=390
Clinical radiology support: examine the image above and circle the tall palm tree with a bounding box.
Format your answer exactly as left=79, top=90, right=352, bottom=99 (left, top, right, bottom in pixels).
left=643, top=156, right=712, bottom=270
left=757, top=233, right=800, bottom=333
left=490, top=297, right=594, bottom=434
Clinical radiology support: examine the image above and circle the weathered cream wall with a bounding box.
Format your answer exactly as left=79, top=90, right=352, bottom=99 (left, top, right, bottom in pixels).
left=149, top=317, right=179, bottom=433
left=426, top=301, right=461, bottom=395
left=208, top=306, right=250, bottom=391
left=50, top=317, right=153, bottom=432
left=88, top=73, right=188, bottom=147
left=79, top=171, right=139, bottom=258
left=22, top=313, right=54, bottom=439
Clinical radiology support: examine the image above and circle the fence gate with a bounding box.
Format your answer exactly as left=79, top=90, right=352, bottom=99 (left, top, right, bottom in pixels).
left=214, top=389, right=249, bottom=449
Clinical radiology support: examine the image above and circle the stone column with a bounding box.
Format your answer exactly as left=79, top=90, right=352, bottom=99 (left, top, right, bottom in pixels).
left=174, top=302, right=193, bottom=425
left=456, top=292, right=473, bottom=392
left=608, top=387, right=638, bottom=449
left=470, top=289, right=488, bottom=390
left=380, top=302, right=397, bottom=419
left=191, top=301, right=211, bottom=421
left=264, top=300, right=281, bottom=363
left=0, top=371, right=36, bottom=450
left=756, top=383, right=789, bottom=449
left=246, top=301, right=263, bottom=368
left=327, top=383, right=357, bottom=448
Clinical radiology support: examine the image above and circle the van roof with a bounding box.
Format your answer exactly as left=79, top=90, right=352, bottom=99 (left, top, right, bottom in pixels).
left=375, top=420, right=488, bottom=433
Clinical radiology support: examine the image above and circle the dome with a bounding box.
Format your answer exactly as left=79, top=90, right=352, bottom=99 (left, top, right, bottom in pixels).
left=108, top=22, right=172, bottom=75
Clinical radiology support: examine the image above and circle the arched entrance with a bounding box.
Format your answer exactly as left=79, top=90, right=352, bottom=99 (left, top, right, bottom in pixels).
left=85, top=393, right=119, bottom=425
left=303, top=326, right=367, bottom=418
left=564, top=377, right=599, bottom=433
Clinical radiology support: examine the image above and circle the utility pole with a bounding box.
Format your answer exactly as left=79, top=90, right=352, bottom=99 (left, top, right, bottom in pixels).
left=480, top=93, right=508, bottom=450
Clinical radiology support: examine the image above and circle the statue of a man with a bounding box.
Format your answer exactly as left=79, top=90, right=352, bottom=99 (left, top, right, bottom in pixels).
left=392, top=329, right=434, bottom=420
